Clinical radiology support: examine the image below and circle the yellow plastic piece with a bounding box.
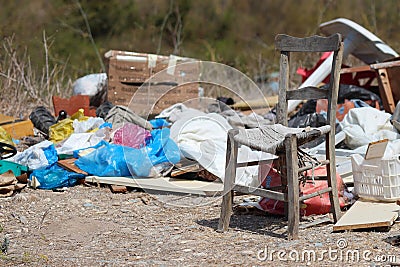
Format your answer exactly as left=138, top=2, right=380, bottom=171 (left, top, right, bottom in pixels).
left=49, top=109, right=89, bottom=143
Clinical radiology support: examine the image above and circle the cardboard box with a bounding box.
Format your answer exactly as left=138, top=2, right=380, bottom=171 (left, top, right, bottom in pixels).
left=105, top=50, right=200, bottom=116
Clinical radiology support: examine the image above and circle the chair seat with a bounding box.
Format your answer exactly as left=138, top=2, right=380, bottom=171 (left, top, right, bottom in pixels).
left=234, top=124, right=331, bottom=153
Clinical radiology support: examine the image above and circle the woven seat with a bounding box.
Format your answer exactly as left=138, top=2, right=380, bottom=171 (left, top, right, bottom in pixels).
left=235, top=124, right=331, bottom=154
left=218, top=34, right=344, bottom=240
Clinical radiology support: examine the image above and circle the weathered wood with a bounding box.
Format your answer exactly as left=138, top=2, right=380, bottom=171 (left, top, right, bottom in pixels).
left=109, top=184, right=128, bottom=193
left=231, top=95, right=279, bottom=110
left=376, top=68, right=396, bottom=113
left=276, top=52, right=289, bottom=125
left=236, top=159, right=273, bottom=168
left=326, top=41, right=343, bottom=223
left=299, top=187, right=332, bottom=201
left=298, top=159, right=329, bottom=173
left=340, top=65, right=372, bottom=74
left=217, top=34, right=344, bottom=240
left=333, top=199, right=399, bottom=231
left=218, top=129, right=239, bottom=232
left=370, top=60, right=400, bottom=70
left=286, top=87, right=329, bottom=100
left=275, top=34, right=341, bottom=52
left=171, top=163, right=203, bottom=177
left=57, top=158, right=88, bottom=175
left=299, top=216, right=332, bottom=229
left=326, top=133, right=342, bottom=222
left=233, top=185, right=287, bottom=202
left=85, top=176, right=223, bottom=196
left=285, top=134, right=300, bottom=240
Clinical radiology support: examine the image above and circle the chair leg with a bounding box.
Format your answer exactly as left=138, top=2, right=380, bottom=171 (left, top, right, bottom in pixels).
left=218, top=189, right=233, bottom=232
left=285, top=134, right=300, bottom=240
left=326, top=132, right=342, bottom=222
left=217, top=130, right=238, bottom=232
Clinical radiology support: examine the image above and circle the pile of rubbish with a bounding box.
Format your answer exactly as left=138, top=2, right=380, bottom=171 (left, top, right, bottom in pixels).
left=1, top=18, right=400, bottom=234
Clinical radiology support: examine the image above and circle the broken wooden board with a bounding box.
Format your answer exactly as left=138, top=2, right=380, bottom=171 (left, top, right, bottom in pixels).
left=231, top=95, right=278, bottom=110
left=109, top=184, right=128, bottom=193
left=57, top=158, right=88, bottom=175
left=171, top=163, right=203, bottom=177
left=85, top=176, right=223, bottom=196
left=333, top=199, right=399, bottom=231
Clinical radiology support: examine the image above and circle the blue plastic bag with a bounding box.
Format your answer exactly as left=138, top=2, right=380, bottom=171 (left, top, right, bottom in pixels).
left=149, top=118, right=170, bottom=128
left=75, top=128, right=180, bottom=177
left=75, top=142, right=133, bottom=177
left=42, top=144, right=58, bottom=166
left=127, top=128, right=180, bottom=176
left=30, top=164, right=84, bottom=189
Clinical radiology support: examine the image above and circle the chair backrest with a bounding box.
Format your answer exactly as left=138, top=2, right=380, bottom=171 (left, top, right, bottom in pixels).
left=274, top=34, right=343, bottom=129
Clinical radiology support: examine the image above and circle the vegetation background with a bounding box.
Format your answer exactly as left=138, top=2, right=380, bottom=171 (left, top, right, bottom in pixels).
left=1, top=0, right=400, bottom=116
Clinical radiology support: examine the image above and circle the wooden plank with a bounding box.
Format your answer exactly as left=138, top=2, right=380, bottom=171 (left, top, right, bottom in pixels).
left=217, top=129, right=239, bottom=232
left=234, top=184, right=287, bottom=202
left=109, top=184, right=127, bottom=193
left=299, top=216, right=332, bottom=229
left=57, top=158, right=88, bottom=175
left=285, top=134, right=300, bottom=240
left=276, top=51, right=289, bottom=125
left=231, top=95, right=278, bottom=110
left=340, top=65, right=372, bottom=74
left=237, top=159, right=274, bottom=168
left=171, top=163, right=203, bottom=177
left=299, top=187, right=332, bottom=201
left=275, top=34, right=341, bottom=52
left=370, top=60, right=400, bottom=70
left=333, top=199, right=399, bottom=231
left=85, top=176, right=223, bottom=196
left=286, top=86, right=329, bottom=100
left=376, top=68, right=396, bottom=113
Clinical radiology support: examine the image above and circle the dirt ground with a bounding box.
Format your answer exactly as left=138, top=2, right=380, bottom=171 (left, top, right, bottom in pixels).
left=0, top=184, right=399, bottom=267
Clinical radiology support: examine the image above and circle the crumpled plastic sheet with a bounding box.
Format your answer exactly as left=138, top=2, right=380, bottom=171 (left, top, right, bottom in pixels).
left=6, top=140, right=57, bottom=170
left=75, top=128, right=180, bottom=177
left=56, top=127, right=111, bottom=155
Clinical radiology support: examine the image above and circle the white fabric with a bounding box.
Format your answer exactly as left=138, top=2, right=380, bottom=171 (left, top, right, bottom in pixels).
left=156, top=103, right=205, bottom=122
left=73, top=117, right=105, bottom=133
left=56, top=128, right=110, bottom=155
left=340, top=107, right=400, bottom=156
left=170, top=112, right=275, bottom=186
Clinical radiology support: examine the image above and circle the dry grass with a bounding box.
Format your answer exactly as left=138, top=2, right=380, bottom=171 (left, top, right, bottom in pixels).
left=0, top=35, right=72, bottom=119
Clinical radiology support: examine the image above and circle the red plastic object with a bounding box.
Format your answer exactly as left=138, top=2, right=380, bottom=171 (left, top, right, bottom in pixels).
left=259, top=166, right=346, bottom=216
left=296, top=52, right=376, bottom=88
left=52, top=95, right=97, bottom=117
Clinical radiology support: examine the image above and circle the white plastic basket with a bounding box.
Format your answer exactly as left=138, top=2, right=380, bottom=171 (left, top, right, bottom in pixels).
left=351, top=153, right=400, bottom=201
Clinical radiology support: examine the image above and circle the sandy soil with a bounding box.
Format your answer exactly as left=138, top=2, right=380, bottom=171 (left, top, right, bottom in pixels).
left=0, top=184, right=399, bottom=266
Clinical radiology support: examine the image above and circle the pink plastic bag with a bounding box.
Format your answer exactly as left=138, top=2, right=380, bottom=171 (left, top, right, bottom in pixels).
left=113, top=123, right=151, bottom=148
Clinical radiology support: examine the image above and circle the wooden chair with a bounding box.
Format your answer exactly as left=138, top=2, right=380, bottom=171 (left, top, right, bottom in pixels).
left=217, top=34, right=344, bottom=240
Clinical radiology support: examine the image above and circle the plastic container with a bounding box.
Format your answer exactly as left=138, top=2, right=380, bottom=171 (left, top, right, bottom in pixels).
left=351, top=153, right=400, bottom=201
